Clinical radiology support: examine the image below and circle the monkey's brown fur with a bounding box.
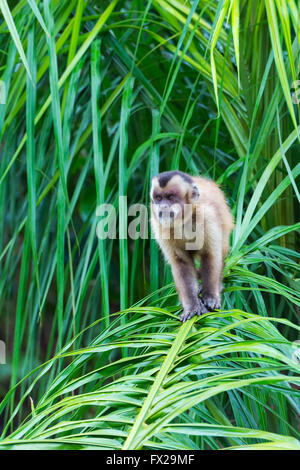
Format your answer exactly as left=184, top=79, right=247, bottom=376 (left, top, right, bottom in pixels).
left=150, top=171, right=234, bottom=322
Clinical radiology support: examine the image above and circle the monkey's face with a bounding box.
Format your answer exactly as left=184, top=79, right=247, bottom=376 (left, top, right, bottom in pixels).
left=150, top=172, right=199, bottom=227
left=151, top=189, right=183, bottom=226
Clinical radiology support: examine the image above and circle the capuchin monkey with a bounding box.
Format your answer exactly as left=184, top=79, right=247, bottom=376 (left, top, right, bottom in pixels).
left=150, top=171, right=234, bottom=322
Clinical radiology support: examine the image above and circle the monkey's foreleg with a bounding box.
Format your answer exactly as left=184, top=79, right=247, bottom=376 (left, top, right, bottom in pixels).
left=200, top=251, right=223, bottom=310
left=170, top=257, right=208, bottom=322
left=198, top=279, right=224, bottom=294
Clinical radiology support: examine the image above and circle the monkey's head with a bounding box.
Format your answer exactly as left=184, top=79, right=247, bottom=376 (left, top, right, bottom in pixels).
left=150, top=171, right=199, bottom=227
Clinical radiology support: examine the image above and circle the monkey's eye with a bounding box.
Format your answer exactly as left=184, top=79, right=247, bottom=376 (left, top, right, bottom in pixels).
left=168, top=194, right=175, bottom=201
left=155, top=195, right=162, bottom=202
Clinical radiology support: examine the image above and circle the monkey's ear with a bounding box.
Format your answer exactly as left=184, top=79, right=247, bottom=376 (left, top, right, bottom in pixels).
left=191, top=185, right=199, bottom=201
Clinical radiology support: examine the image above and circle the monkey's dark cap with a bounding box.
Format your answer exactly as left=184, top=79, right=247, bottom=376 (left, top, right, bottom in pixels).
left=156, top=171, right=193, bottom=188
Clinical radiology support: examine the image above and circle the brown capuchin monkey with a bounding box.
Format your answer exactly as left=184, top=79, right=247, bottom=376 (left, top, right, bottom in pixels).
left=150, top=171, right=234, bottom=322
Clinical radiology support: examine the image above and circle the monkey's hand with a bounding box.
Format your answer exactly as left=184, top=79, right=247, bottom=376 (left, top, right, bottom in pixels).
left=202, top=292, right=221, bottom=311
left=179, top=299, right=208, bottom=322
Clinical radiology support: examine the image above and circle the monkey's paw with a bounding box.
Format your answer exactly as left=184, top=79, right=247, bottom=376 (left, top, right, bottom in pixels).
left=202, top=292, right=221, bottom=311
left=179, top=300, right=208, bottom=322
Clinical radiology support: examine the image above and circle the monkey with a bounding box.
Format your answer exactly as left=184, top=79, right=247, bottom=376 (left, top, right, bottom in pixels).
left=150, top=170, right=234, bottom=322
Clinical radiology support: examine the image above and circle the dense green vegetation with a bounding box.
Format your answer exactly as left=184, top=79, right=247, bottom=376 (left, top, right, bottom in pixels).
left=0, top=0, right=299, bottom=450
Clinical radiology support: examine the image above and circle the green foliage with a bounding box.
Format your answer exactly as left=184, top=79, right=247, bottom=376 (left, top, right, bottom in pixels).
left=0, top=0, right=299, bottom=450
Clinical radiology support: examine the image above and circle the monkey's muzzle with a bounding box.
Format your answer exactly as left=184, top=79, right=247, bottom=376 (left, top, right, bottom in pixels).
left=157, top=204, right=182, bottom=227
left=159, top=210, right=174, bottom=219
